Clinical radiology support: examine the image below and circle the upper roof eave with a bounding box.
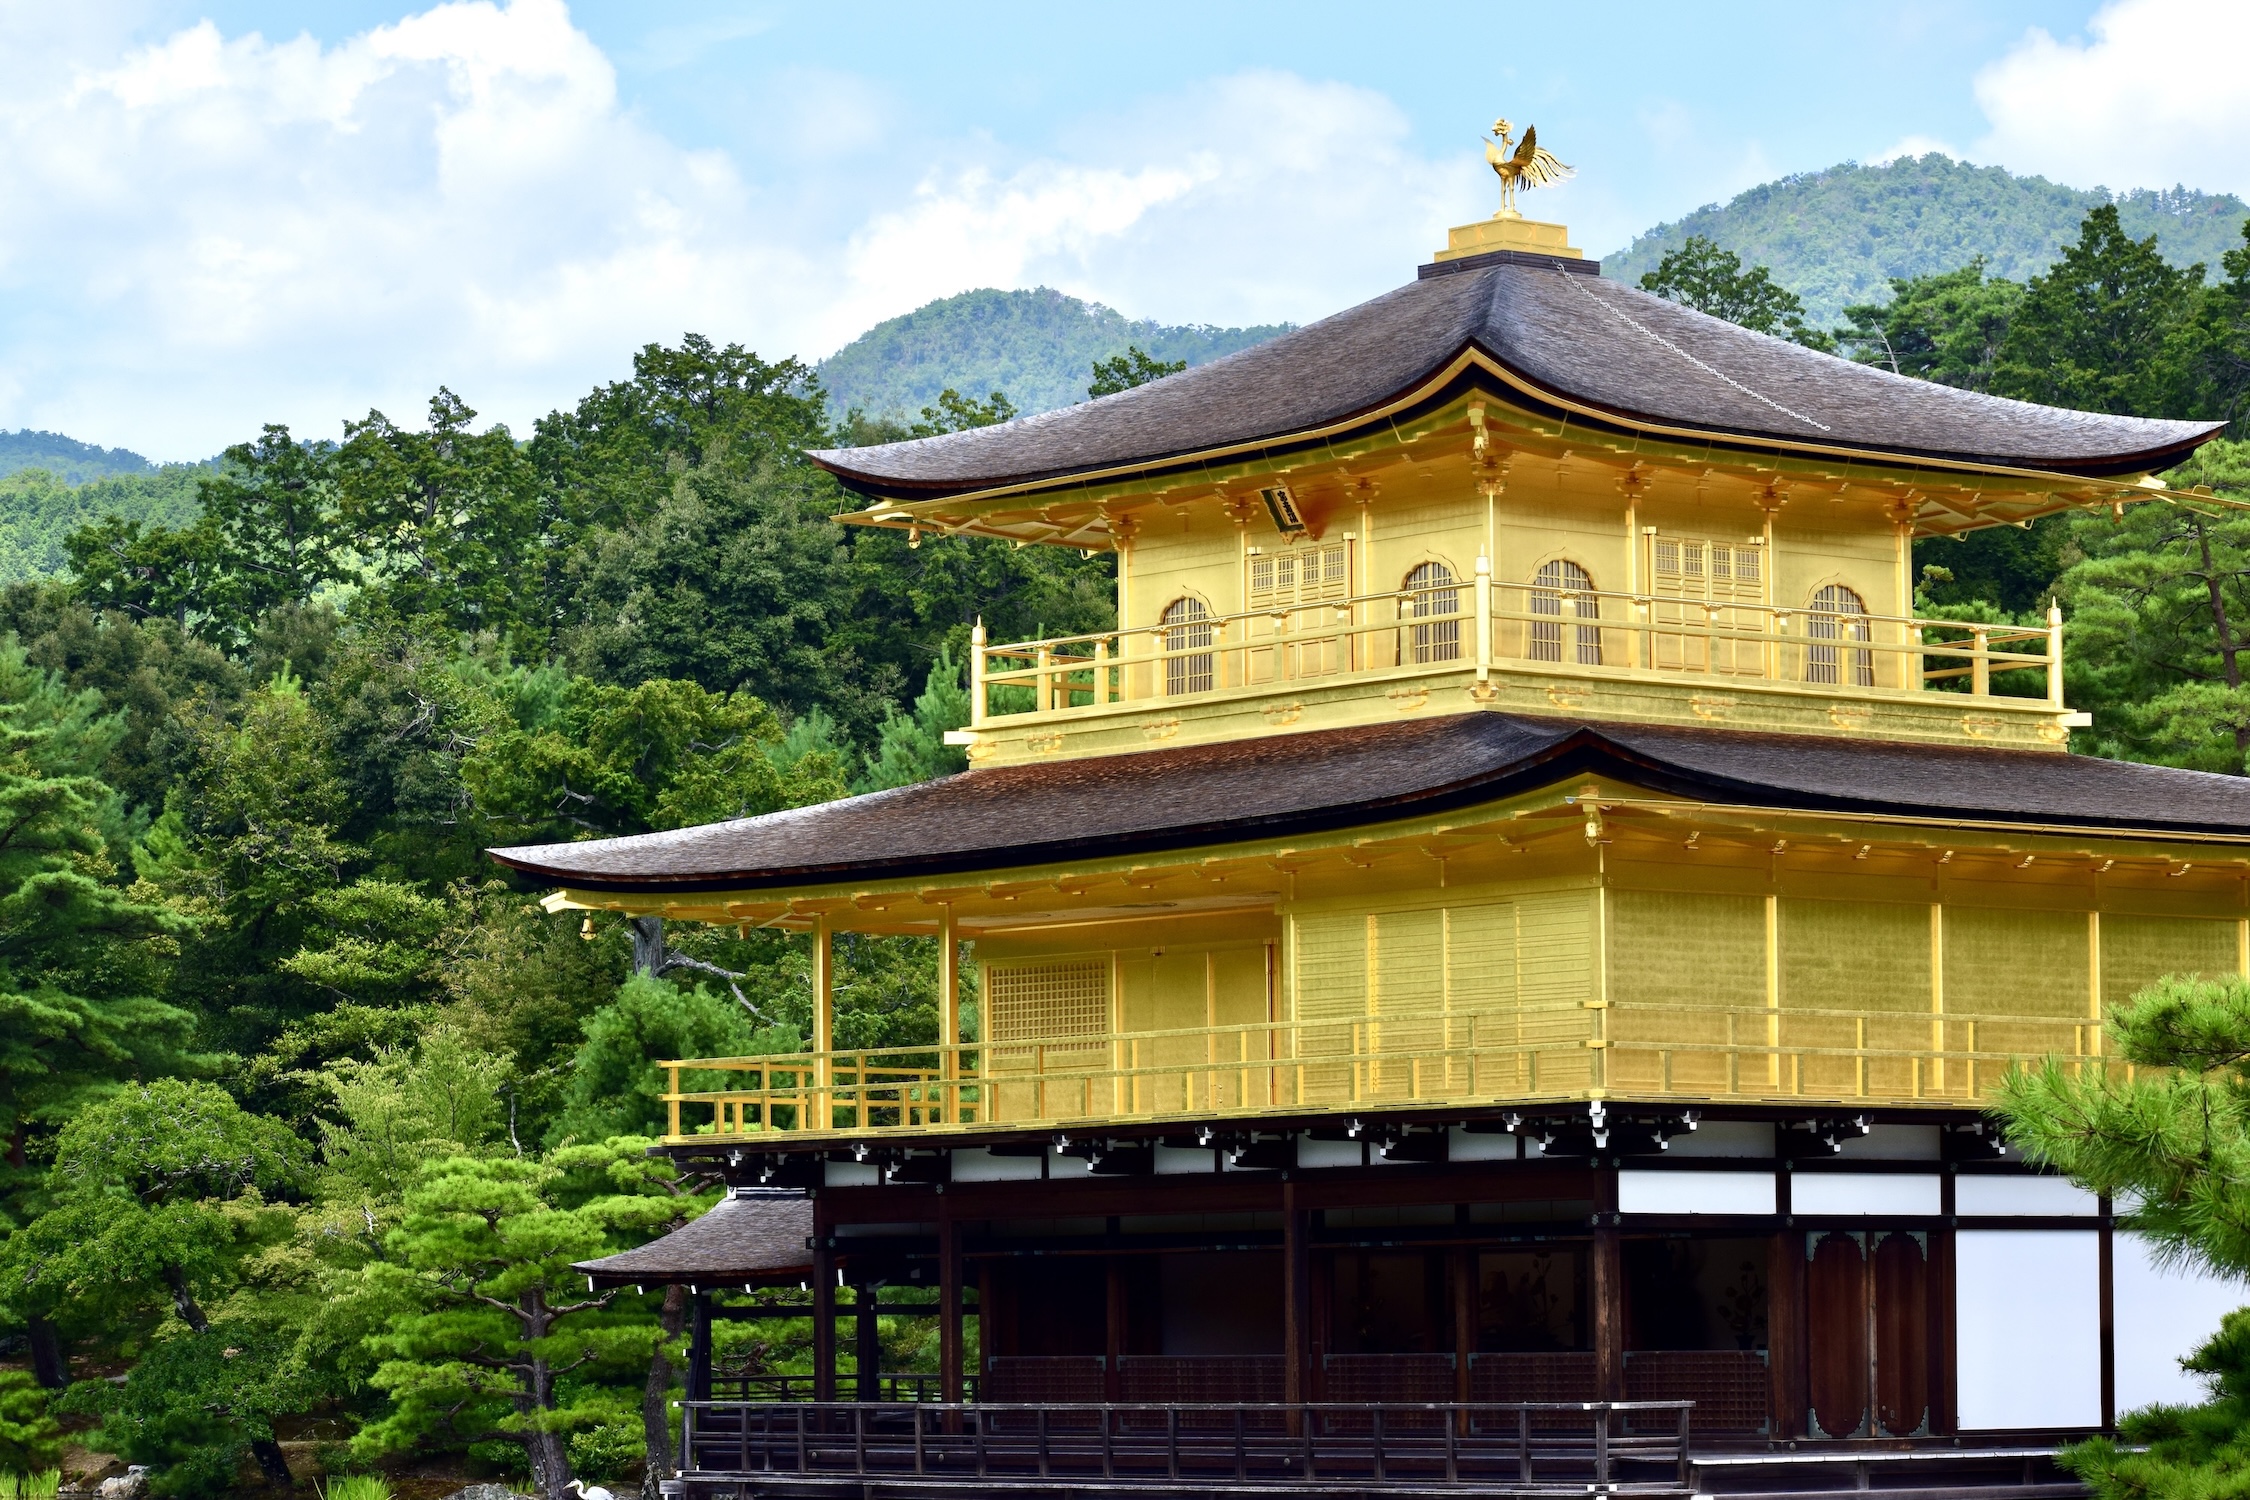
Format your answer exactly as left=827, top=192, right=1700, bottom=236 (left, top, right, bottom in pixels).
left=809, top=341, right=2221, bottom=516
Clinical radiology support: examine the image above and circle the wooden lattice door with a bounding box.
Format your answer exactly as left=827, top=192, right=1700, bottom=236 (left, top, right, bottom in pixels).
left=1804, top=1230, right=1930, bottom=1439
left=1649, top=534, right=1765, bottom=675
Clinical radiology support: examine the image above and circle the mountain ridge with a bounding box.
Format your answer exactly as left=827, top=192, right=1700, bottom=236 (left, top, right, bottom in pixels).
left=816, top=286, right=1293, bottom=421
left=1602, top=154, right=2250, bottom=324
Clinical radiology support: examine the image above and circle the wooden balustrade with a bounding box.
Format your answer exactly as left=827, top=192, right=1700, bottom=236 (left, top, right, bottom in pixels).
left=659, top=1001, right=2105, bottom=1143
left=969, top=586, right=2059, bottom=725
left=679, top=1398, right=1694, bottom=1493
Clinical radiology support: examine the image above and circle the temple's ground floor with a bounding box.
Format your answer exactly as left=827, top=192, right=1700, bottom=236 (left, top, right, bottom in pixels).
left=606, top=1105, right=2240, bottom=1499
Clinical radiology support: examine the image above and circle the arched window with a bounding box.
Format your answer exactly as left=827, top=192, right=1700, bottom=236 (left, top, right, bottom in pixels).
left=1402, top=561, right=1461, bottom=664
left=1531, top=559, right=1602, bottom=665
left=1806, top=584, right=1873, bottom=687
left=1160, top=596, right=1214, bottom=695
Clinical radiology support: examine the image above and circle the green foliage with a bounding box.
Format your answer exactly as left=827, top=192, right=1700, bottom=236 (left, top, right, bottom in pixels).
left=319, top=1025, right=511, bottom=1203
left=1838, top=259, right=2024, bottom=391
left=1998, top=972, right=2250, bottom=1274
left=2054, top=441, right=2250, bottom=771
left=1088, top=345, right=1185, bottom=399
left=567, top=1418, right=643, bottom=1483
left=342, top=1150, right=677, bottom=1499
left=549, top=975, right=789, bottom=1147
left=1995, top=974, right=2250, bottom=1500
left=1639, top=236, right=1832, bottom=347
left=859, top=645, right=970, bottom=792
left=2058, top=1307, right=2250, bottom=1500
left=1996, top=204, right=2205, bottom=417
left=910, top=388, right=1018, bottom=437
left=0, top=467, right=200, bottom=585
left=464, top=675, right=842, bottom=842
left=817, top=286, right=1287, bottom=420
left=0, top=638, right=196, bottom=1229
left=317, top=1478, right=391, bottom=1500
left=1605, top=153, right=2249, bottom=326
left=0, top=1372, right=61, bottom=1479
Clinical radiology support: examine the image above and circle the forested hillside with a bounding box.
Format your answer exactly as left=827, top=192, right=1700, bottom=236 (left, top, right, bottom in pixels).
left=0, top=466, right=202, bottom=583
left=1605, top=154, right=2250, bottom=324
left=817, top=286, right=1290, bottom=418
left=0, top=429, right=163, bottom=483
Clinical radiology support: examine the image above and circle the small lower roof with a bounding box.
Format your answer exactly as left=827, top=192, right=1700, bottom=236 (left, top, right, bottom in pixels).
left=576, top=1190, right=813, bottom=1288
left=491, top=715, right=2250, bottom=895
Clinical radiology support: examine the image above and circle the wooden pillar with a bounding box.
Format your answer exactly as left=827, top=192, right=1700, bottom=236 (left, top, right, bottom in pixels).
left=1283, top=1185, right=1311, bottom=1406
left=939, top=1206, right=963, bottom=1404
left=855, top=1283, right=881, bottom=1401
left=1105, top=1257, right=1128, bottom=1402
left=2100, top=1196, right=2117, bottom=1432
left=1769, top=1164, right=1802, bottom=1439
left=1593, top=1163, right=1623, bottom=1403
left=1930, top=1169, right=1958, bottom=1436
left=1452, top=1247, right=1475, bottom=1403
left=688, top=1291, right=712, bottom=1403
left=812, top=1213, right=837, bottom=1403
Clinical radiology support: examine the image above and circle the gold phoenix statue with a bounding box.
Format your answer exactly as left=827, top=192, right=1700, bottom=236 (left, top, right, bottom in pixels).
left=1483, top=118, right=1574, bottom=219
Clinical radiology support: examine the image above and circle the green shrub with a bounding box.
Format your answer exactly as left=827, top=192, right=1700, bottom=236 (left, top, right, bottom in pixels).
left=3, top=1473, right=63, bottom=1500
left=317, top=1479, right=390, bottom=1500
left=569, top=1421, right=644, bottom=1482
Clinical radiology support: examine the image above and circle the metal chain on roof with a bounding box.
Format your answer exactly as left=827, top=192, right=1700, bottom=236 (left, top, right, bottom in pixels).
left=1555, top=267, right=1834, bottom=434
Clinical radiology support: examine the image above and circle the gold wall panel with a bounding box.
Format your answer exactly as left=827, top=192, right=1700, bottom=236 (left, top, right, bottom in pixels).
left=2101, top=914, right=2241, bottom=1008
left=1607, top=889, right=1764, bottom=1096
left=1943, top=905, right=2089, bottom=1066
left=1781, top=899, right=1931, bottom=1099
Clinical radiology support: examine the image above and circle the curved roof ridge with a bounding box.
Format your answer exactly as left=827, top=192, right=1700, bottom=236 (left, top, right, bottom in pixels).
left=809, top=264, right=2220, bottom=499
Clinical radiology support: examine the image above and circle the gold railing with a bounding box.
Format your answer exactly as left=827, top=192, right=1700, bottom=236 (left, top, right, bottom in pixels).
left=659, top=1001, right=2106, bottom=1143
left=969, top=576, right=2060, bottom=725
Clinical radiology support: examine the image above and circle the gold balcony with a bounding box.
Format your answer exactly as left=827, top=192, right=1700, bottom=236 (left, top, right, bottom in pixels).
left=657, top=1000, right=2108, bottom=1146
left=956, top=569, right=2071, bottom=766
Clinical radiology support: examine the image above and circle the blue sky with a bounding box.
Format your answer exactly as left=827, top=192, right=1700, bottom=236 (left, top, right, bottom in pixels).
left=4, top=1, right=2243, bottom=458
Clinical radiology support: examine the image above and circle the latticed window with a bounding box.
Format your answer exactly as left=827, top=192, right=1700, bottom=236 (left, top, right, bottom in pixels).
left=986, top=959, right=1110, bottom=1053
left=1530, top=559, right=1601, bottom=665
left=1249, top=542, right=1349, bottom=610
left=1160, top=596, right=1214, bottom=695
left=1806, top=583, right=1874, bottom=687
left=1402, top=561, right=1461, bottom=664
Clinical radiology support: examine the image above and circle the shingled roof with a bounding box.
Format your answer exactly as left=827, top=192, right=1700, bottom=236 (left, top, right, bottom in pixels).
left=807, top=258, right=2219, bottom=501
left=576, top=1191, right=813, bottom=1287
left=490, top=714, right=2250, bottom=894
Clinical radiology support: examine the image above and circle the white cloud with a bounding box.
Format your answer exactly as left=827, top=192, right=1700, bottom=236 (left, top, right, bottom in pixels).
left=1972, top=0, right=2250, bottom=194
left=847, top=71, right=1486, bottom=342
left=0, top=4, right=1479, bottom=458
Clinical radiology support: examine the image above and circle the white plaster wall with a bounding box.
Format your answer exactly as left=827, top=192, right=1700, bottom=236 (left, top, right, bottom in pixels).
left=2115, top=1234, right=2245, bottom=1411
left=1957, top=1230, right=2100, bottom=1429
left=1617, top=1169, right=1775, bottom=1215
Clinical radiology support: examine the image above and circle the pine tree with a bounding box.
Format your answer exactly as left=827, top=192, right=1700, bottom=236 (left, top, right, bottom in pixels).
left=0, top=640, right=196, bottom=1388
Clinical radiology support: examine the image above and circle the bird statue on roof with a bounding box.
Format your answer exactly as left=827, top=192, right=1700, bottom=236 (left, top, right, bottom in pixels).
left=1484, top=118, right=1574, bottom=219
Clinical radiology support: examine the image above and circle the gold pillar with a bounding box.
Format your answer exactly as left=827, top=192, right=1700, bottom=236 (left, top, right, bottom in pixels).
left=813, top=916, right=834, bottom=1122
left=939, top=906, right=960, bottom=1086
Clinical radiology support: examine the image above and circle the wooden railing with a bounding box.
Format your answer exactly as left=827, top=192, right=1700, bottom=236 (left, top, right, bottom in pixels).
left=969, top=576, right=2060, bottom=726
left=660, top=1001, right=2105, bottom=1143
left=680, top=1399, right=1695, bottom=1492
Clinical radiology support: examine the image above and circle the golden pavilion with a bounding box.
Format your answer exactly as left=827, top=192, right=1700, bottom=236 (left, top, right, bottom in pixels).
left=505, top=195, right=2250, bottom=1500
